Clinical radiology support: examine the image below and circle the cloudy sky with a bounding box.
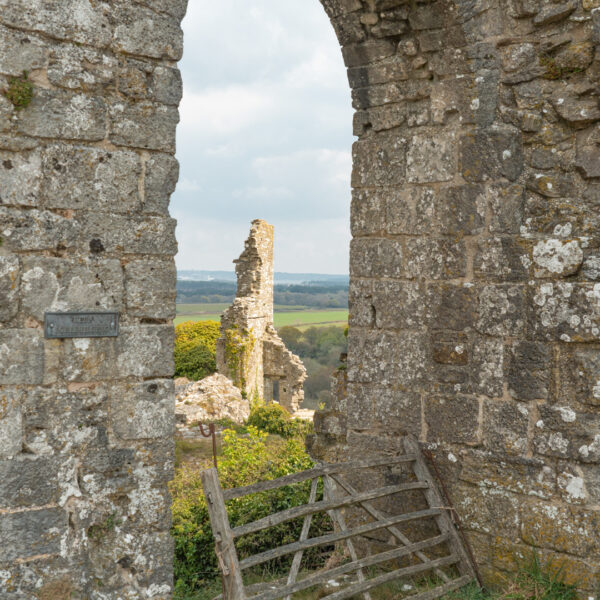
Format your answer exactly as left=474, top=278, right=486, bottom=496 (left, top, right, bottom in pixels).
left=171, top=1, right=354, bottom=274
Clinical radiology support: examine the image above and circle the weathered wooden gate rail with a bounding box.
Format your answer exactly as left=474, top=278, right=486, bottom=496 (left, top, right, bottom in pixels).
left=201, top=437, right=477, bottom=600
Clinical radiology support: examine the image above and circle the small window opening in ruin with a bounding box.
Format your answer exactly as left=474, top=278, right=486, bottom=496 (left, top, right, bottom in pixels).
left=272, top=379, right=280, bottom=402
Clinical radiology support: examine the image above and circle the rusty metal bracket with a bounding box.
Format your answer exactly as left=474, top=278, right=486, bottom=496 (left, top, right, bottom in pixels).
left=199, top=423, right=218, bottom=469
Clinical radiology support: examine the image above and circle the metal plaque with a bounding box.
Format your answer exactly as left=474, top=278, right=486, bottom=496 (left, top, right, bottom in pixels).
left=44, top=312, right=119, bottom=339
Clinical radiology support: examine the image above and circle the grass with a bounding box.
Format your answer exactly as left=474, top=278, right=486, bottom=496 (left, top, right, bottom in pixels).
left=174, top=304, right=348, bottom=329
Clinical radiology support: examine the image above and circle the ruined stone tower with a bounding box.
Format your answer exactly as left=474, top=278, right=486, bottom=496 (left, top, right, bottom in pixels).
left=216, top=220, right=307, bottom=412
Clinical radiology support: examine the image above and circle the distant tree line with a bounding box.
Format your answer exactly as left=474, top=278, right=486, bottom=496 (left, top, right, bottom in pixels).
left=177, top=280, right=348, bottom=308
left=278, top=325, right=348, bottom=409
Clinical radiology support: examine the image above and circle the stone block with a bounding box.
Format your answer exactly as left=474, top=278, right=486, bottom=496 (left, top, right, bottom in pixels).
left=453, top=484, right=521, bottom=538
left=0, top=0, right=112, bottom=46
left=112, top=5, right=183, bottom=60
left=81, top=213, right=178, bottom=256
left=21, top=385, right=108, bottom=455
left=0, top=457, right=60, bottom=508
left=0, top=508, right=67, bottom=562
left=372, top=280, right=427, bottom=329
left=431, top=331, right=469, bottom=366
left=364, top=103, right=407, bottom=132
left=0, top=25, right=46, bottom=77
left=482, top=399, right=529, bottom=455
left=430, top=72, right=497, bottom=127
left=351, top=135, right=405, bottom=186
left=507, top=341, right=551, bottom=401
left=58, top=325, right=173, bottom=380
left=48, top=44, right=116, bottom=90
left=488, top=183, right=525, bottom=234
left=0, top=389, right=21, bottom=458
left=429, top=48, right=470, bottom=77
left=347, top=330, right=426, bottom=387
left=408, top=4, right=445, bottom=29
left=59, top=337, right=118, bottom=383
left=124, top=259, right=176, bottom=319
left=556, top=346, right=600, bottom=407
left=521, top=500, right=599, bottom=557
left=350, top=189, right=386, bottom=236
left=474, top=237, right=531, bottom=282
left=405, top=238, right=466, bottom=280
left=347, top=383, right=421, bottom=434
left=117, top=326, right=174, bottom=378
left=460, top=125, right=523, bottom=182
left=477, top=284, right=526, bottom=336
left=386, top=186, right=435, bottom=235
left=17, top=90, right=107, bottom=141
left=424, top=395, right=479, bottom=444
left=0, top=253, right=19, bottom=322
left=341, top=39, right=395, bottom=68
left=534, top=404, right=600, bottom=462
left=526, top=172, right=576, bottom=199
left=21, top=256, right=123, bottom=321
left=143, top=153, right=179, bottom=215
left=0, top=149, right=41, bottom=206
left=530, top=282, right=600, bottom=342
left=313, top=411, right=346, bottom=436
left=331, top=11, right=366, bottom=46
left=111, top=380, right=174, bottom=440
left=347, top=278, right=374, bottom=327
left=152, top=66, right=183, bottom=106
left=109, top=101, right=178, bottom=152
left=347, top=56, right=409, bottom=88
left=460, top=451, right=556, bottom=499
left=349, top=238, right=403, bottom=279
left=41, top=145, right=141, bottom=212
left=437, top=184, right=485, bottom=236
left=406, top=133, right=457, bottom=183
left=427, top=283, right=477, bottom=331
left=0, top=330, right=43, bottom=385
left=0, top=207, right=79, bottom=252
left=472, top=337, right=504, bottom=397
left=556, top=465, right=588, bottom=505
left=134, top=0, right=188, bottom=19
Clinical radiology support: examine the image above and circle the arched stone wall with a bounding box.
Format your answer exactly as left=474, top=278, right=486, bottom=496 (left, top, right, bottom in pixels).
left=313, top=0, right=600, bottom=593
left=0, top=0, right=599, bottom=596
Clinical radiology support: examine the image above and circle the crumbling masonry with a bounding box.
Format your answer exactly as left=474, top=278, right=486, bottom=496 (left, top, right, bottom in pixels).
left=216, top=220, right=307, bottom=413
left=0, top=0, right=600, bottom=597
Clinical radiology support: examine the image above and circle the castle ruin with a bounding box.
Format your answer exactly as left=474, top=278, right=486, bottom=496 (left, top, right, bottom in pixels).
left=216, top=220, right=307, bottom=413
left=0, top=0, right=599, bottom=597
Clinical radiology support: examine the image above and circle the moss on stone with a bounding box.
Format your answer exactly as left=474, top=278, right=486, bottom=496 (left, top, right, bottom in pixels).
left=4, top=70, right=33, bottom=110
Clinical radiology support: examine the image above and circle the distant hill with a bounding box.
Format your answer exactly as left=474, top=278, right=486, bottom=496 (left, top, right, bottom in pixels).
left=178, top=270, right=349, bottom=285
left=177, top=271, right=349, bottom=308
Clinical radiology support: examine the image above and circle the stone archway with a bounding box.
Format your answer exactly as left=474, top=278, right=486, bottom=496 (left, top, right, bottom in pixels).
left=0, top=0, right=599, bottom=597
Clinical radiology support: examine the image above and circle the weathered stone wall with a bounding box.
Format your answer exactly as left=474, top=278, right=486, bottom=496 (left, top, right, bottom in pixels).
left=216, top=220, right=307, bottom=412
left=0, top=2, right=185, bottom=597
left=312, top=0, right=600, bottom=593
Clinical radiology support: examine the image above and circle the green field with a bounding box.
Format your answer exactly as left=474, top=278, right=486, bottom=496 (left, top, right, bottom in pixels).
left=175, top=303, right=348, bottom=329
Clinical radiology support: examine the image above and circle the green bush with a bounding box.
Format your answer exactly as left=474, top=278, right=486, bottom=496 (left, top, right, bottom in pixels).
left=174, top=320, right=220, bottom=380
left=170, top=427, right=331, bottom=596
left=247, top=402, right=313, bottom=438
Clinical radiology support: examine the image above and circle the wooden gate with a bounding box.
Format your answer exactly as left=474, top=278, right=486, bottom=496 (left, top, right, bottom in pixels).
left=201, top=436, right=477, bottom=600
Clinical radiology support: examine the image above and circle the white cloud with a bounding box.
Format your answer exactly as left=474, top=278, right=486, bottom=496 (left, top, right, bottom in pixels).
left=179, top=85, right=275, bottom=136
left=174, top=216, right=350, bottom=274
left=172, top=0, right=353, bottom=273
